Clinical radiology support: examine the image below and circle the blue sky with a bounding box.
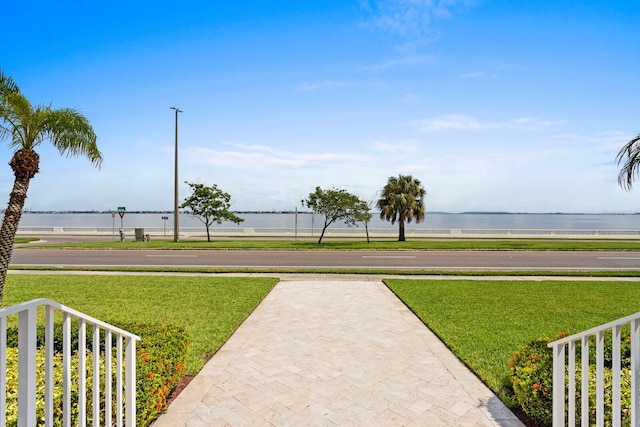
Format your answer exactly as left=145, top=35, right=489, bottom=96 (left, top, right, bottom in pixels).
left=3, top=0, right=640, bottom=213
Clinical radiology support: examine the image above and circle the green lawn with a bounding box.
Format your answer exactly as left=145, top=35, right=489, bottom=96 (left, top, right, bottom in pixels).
left=10, top=265, right=640, bottom=278
left=2, top=275, right=277, bottom=375
left=6, top=273, right=640, bottom=413
left=384, top=279, right=640, bottom=403
left=22, top=237, right=640, bottom=251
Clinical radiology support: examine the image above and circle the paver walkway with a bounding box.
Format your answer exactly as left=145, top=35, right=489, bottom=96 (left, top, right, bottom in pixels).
left=153, top=281, right=524, bottom=426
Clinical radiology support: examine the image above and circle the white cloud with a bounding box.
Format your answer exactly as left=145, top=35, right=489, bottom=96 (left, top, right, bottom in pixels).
left=184, top=144, right=372, bottom=170
left=296, top=80, right=348, bottom=92
left=459, top=71, right=497, bottom=79
left=360, top=55, right=432, bottom=71
left=372, top=139, right=420, bottom=154
left=551, top=130, right=631, bottom=148
left=360, top=0, right=476, bottom=37
left=415, top=114, right=566, bottom=132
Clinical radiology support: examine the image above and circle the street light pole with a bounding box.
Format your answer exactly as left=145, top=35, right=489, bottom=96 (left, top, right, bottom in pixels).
left=170, top=106, right=183, bottom=242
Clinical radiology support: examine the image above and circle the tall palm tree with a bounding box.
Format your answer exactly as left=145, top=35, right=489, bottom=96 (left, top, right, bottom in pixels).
left=0, top=72, right=102, bottom=305
left=616, top=134, right=640, bottom=191
left=377, top=174, right=426, bottom=241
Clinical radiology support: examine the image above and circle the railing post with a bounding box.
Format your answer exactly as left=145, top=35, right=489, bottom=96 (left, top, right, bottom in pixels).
left=552, top=342, right=565, bottom=427
left=632, top=319, right=640, bottom=427
left=126, top=336, right=137, bottom=427
left=568, top=340, right=576, bottom=427
left=0, top=315, right=6, bottom=427
left=45, top=306, right=55, bottom=427
left=105, top=330, right=113, bottom=424
left=117, top=335, right=123, bottom=427
left=18, top=306, right=37, bottom=426
left=581, top=336, right=589, bottom=427
left=63, top=313, right=71, bottom=427
left=78, top=319, right=87, bottom=426
left=612, top=325, right=621, bottom=427
left=597, top=331, right=605, bottom=426
left=93, top=324, right=101, bottom=425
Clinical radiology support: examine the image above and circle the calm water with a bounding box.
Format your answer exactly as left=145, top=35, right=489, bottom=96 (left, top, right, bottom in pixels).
left=16, top=212, right=640, bottom=230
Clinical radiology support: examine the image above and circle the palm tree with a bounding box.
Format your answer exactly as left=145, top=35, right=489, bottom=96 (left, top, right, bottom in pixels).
left=616, top=134, right=640, bottom=191
left=0, top=71, right=102, bottom=305
left=377, top=174, right=426, bottom=241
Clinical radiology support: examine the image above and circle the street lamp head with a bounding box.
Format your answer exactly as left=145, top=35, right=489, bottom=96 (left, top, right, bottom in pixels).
left=170, top=106, right=183, bottom=113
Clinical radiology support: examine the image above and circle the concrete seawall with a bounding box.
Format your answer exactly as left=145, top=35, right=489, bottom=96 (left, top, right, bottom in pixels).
left=16, top=226, right=640, bottom=239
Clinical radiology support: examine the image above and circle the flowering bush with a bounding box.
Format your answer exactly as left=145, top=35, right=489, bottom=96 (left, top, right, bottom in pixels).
left=5, top=321, right=190, bottom=427
left=123, top=322, right=191, bottom=425
left=509, top=332, right=632, bottom=426
left=4, top=348, right=115, bottom=426
left=509, top=335, right=556, bottom=425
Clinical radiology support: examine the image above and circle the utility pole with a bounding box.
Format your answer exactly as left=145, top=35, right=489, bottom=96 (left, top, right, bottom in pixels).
left=170, top=106, right=183, bottom=242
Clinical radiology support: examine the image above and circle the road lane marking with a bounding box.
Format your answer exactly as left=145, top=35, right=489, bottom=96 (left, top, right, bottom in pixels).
left=361, top=256, right=417, bottom=259
left=597, top=257, right=640, bottom=260
left=145, top=254, right=199, bottom=258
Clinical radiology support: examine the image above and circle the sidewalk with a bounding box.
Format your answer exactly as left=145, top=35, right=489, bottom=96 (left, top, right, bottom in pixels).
left=152, top=280, right=524, bottom=426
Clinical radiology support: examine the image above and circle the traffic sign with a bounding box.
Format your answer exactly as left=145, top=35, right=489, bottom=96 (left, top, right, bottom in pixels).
left=118, top=206, right=126, bottom=219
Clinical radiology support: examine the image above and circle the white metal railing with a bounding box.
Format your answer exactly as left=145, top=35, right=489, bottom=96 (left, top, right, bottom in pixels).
left=548, top=312, right=640, bottom=426
left=0, top=298, right=140, bottom=426
left=15, top=226, right=640, bottom=239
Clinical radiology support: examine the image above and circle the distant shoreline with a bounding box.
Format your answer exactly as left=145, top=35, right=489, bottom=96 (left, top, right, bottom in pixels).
left=16, top=210, right=640, bottom=216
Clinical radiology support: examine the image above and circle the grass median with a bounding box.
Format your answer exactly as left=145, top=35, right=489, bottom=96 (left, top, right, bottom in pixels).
left=19, top=237, right=640, bottom=251
left=2, top=274, right=278, bottom=375
left=385, top=278, right=640, bottom=406
left=9, top=265, right=640, bottom=278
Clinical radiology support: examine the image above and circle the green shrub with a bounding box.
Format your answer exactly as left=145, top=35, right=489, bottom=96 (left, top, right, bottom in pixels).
left=4, top=348, right=116, bottom=427
left=5, top=321, right=190, bottom=427
left=583, top=365, right=632, bottom=426
left=509, top=335, right=556, bottom=424
left=121, top=322, right=191, bottom=425
left=509, top=333, right=632, bottom=426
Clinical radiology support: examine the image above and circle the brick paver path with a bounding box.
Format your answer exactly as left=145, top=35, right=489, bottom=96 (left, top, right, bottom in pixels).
left=153, top=281, right=523, bottom=426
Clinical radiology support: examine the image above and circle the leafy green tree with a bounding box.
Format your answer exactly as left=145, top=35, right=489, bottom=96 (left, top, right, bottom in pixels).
left=180, top=182, right=244, bottom=242
left=355, top=199, right=374, bottom=243
left=0, top=70, right=102, bottom=305
left=377, top=174, right=426, bottom=242
left=616, top=134, right=640, bottom=191
left=302, top=186, right=370, bottom=244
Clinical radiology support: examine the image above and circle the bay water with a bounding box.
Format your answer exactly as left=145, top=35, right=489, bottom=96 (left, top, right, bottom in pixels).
left=16, top=212, right=640, bottom=230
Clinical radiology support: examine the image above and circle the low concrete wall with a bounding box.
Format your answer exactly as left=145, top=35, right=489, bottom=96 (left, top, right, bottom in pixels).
left=16, top=226, right=640, bottom=239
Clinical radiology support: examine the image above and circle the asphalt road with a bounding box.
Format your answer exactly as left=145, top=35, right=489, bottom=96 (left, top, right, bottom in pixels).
left=10, top=248, right=640, bottom=270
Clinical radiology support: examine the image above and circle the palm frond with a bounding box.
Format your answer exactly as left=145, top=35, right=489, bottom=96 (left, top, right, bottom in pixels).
left=42, top=107, right=103, bottom=167
left=0, top=69, right=19, bottom=97
left=616, top=134, right=640, bottom=191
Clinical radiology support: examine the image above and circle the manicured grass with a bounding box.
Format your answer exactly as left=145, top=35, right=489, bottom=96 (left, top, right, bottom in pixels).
left=2, top=275, right=277, bottom=375
left=22, top=238, right=640, bottom=251
left=9, top=265, right=640, bottom=277
left=384, top=279, right=640, bottom=403
left=14, top=238, right=38, bottom=244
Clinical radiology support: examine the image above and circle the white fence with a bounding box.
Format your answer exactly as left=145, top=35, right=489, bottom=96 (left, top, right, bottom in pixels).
left=0, top=298, right=140, bottom=427
left=548, top=312, right=640, bottom=426
left=16, top=226, right=640, bottom=239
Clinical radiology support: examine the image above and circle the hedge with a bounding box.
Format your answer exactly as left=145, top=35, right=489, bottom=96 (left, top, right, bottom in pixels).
left=5, top=321, right=190, bottom=426
left=509, top=333, right=632, bottom=426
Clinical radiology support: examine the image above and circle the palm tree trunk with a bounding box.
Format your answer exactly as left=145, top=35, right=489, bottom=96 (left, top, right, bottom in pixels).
left=0, top=176, right=31, bottom=305
left=398, top=218, right=406, bottom=242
